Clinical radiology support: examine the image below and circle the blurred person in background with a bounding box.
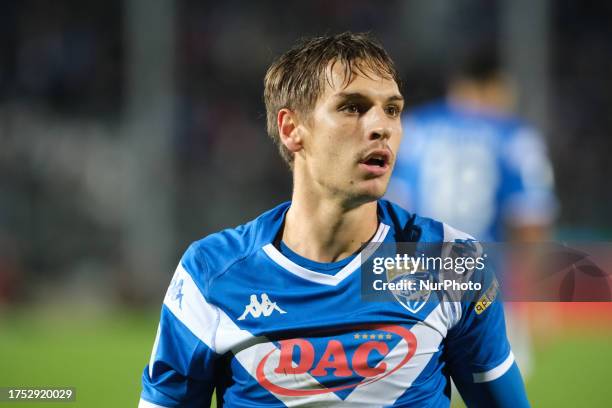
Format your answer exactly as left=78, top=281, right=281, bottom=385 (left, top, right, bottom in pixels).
left=386, top=44, right=559, bottom=376
left=139, top=33, right=529, bottom=408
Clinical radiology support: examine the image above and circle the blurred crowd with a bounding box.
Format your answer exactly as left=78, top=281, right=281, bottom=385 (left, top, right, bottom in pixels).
left=0, top=0, right=611, bottom=305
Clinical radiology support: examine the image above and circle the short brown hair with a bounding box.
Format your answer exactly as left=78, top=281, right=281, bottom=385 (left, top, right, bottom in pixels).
left=264, top=32, right=402, bottom=166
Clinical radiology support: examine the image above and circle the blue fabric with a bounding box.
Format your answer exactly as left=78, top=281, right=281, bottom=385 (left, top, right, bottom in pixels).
left=141, top=200, right=525, bottom=407
left=278, top=240, right=355, bottom=275
left=453, top=362, right=530, bottom=407
left=141, top=307, right=216, bottom=407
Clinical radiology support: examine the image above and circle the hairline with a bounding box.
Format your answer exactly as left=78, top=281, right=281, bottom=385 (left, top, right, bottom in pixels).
left=297, top=57, right=401, bottom=116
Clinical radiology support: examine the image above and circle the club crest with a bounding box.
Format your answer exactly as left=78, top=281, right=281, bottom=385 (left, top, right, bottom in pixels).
left=385, top=260, right=431, bottom=314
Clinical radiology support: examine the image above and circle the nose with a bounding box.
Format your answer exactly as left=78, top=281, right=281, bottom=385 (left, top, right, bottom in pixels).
left=369, top=128, right=390, bottom=141
left=366, top=106, right=393, bottom=141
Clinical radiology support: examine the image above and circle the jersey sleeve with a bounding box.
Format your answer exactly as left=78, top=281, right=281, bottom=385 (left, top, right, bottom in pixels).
left=501, top=126, right=558, bottom=226
left=139, top=245, right=220, bottom=408
left=456, top=362, right=530, bottom=408
left=445, top=281, right=528, bottom=406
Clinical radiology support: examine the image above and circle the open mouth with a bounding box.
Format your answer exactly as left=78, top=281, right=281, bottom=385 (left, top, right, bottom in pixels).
left=361, top=150, right=391, bottom=167
left=359, top=149, right=392, bottom=176
left=364, top=157, right=387, bottom=167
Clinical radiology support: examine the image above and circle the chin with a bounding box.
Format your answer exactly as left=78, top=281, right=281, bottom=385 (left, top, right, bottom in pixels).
left=349, top=181, right=387, bottom=205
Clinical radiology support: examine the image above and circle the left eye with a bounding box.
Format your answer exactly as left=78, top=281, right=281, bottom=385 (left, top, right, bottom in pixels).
left=385, top=106, right=401, bottom=117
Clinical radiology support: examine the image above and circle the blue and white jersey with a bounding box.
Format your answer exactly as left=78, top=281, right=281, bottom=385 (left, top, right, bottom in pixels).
left=140, top=201, right=522, bottom=408
left=387, top=101, right=557, bottom=241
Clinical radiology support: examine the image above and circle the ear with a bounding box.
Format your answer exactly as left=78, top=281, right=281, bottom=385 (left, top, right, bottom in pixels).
left=277, top=108, right=304, bottom=154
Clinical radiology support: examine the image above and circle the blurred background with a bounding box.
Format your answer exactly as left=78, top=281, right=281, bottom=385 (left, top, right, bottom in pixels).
left=0, top=0, right=611, bottom=406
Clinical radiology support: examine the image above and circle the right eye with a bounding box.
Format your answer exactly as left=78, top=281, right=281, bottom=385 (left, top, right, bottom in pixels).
left=341, top=104, right=360, bottom=114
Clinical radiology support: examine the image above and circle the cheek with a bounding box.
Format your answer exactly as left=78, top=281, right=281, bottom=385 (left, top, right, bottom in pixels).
left=331, top=120, right=359, bottom=147
left=390, top=137, right=402, bottom=153
left=306, top=110, right=359, bottom=166
left=391, top=125, right=403, bottom=150
left=317, top=123, right=355, bottom=157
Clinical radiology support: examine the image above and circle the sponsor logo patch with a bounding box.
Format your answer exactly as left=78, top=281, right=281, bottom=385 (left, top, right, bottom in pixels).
left=475, top=280, right=499, bottom=315
left=255, top=324, right=417, bottom=396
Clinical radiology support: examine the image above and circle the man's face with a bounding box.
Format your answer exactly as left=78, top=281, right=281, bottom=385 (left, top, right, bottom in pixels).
left=295, top=62, right=404, bottom=205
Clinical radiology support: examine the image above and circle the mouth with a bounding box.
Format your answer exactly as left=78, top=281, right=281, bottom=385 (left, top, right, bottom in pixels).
left=358, top=149, right=392, bottom=176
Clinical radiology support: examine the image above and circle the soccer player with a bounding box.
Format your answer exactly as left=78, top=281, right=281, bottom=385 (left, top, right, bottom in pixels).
left=139, top=33, right=530, bottom=407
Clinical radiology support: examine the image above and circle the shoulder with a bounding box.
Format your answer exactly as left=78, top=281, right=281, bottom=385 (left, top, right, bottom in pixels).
left=502, top=121, right=547, bottom=158
left=440, top=222, right=477, bottom=242
left=379, top=200, right=477, bottom=244
left=180, top=202, right=290, bottom=295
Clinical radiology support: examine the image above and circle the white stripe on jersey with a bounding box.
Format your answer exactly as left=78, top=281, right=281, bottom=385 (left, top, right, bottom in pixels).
left=262, top=223, right=390, bottom=286
left=216, top=305, right=267, bottom=355
left=163, top=264, right=219, bottom=351
left=472, top=351, right=515, bottom=383
left=138, top=398, right=169, bottom=408
left=164, top=263, right=266, bottom=355
left=148, top=324, right=161, bottom=378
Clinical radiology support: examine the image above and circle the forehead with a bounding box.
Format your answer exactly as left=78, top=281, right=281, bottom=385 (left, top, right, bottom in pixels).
left=320, top=60, right=401, bottom=101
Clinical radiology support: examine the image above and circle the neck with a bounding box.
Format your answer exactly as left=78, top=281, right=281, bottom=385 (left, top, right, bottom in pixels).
left=282, top=179, right=379, bottom=263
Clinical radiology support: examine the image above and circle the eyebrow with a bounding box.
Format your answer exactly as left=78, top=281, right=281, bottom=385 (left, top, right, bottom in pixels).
left=334, top=92, right=404, bottom=103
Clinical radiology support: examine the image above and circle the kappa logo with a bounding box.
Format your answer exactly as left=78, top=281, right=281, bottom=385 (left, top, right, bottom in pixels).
left=168, top=277, right=184, bottom=310
left=238, top=293, right=287, bottom=320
